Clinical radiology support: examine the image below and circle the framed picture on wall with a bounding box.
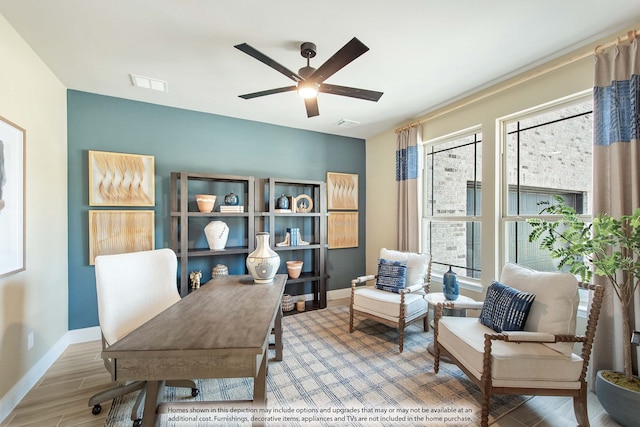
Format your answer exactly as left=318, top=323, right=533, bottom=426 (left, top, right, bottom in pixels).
left=0, top=115, right=26, bottom=278
left=89, top=150, right=155, bottom=206
left=328, top=212, right=358, bottom=249
left=88, top=210, right=154, bottom=265
left=327, top=172, right=358, bottom=210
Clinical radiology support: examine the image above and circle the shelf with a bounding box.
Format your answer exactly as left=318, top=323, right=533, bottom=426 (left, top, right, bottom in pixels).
left=171, top=211, right=251, bottom=218
left=282, top=300, right=323, bottom=316
left=285, top=272, right=330, bottom=285
left=273, top=244, right=325, bottom=251
left=176, top=247, right=251, bottom=257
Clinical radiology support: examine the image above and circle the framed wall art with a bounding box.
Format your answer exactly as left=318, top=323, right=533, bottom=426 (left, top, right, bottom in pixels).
left=327, top=172, right=358, bottom=210
left=0, top=116, right=25, bottom=278
left=89, top=150, right=155, bottom=206
left=328, top=212, right=358, bottom=249
left=89, top=210, right=154, bottom=265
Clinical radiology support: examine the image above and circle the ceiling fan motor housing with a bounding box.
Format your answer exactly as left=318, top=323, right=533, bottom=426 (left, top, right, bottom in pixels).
left=300, top=42, right=317, bottom=59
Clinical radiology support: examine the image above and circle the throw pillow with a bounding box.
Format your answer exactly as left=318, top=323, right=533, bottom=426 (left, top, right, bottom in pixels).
left=479, top=281, right=536, bottom=333
left=379, top=248, right=430, bottom=289
left=499, top=262, right=579, bottom=356
left=375, top=258, right=407, bottom=293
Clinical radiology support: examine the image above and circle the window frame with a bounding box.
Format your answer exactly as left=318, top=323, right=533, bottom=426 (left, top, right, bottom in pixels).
left=421, top=125, right=483, bottom=287
left=497, top=90, right=593, bottom=315
left=497, top=90, right=593, bottom=271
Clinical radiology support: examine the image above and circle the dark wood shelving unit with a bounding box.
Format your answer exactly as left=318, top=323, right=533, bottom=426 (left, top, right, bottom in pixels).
left=261, top=177, right=328, bottom=311
left=170, top=172, right=255, bottom=296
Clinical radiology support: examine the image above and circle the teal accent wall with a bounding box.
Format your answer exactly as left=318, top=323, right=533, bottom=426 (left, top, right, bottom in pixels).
left=67, top=90, right=366, bottom=329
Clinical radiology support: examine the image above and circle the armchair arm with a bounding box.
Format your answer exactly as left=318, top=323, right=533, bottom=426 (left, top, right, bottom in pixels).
left=402, top=283, right=429, bottom=294
left=435, top=301, right=485, bottom=313
left=351, top=275, right=376, bottom=287
left=502, top=331, right=556, bottom=342
left=487, top=332, right=588, bottom=344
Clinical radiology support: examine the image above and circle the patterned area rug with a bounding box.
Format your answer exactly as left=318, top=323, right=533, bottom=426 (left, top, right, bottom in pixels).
left=106, top=306, right=529, bottom=426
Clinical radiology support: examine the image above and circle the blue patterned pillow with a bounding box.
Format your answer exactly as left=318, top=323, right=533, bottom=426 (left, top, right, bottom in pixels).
left=375, top=258, right=407, bottom=293
left=479, top=281, right=536, bottom=332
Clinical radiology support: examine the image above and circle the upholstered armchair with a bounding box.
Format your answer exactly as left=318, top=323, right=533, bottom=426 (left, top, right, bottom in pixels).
left=433, top=263, right=604, bottom=427
left=350, top=248, right=432, bottom=352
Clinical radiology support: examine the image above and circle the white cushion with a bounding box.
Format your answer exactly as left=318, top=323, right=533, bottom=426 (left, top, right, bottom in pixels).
left=380, top=248, right=429, bottom=288
left=353, top=287, right=427, bottom=322
left=499, top=263, right=579, bottom=356
left=438, top=317, right=583, bottom=387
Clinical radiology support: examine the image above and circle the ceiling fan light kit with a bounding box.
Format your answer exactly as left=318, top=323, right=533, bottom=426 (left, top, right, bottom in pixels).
left=235, top=37, right=383, bottom=118
left=297, top=81, right=319, bottom=98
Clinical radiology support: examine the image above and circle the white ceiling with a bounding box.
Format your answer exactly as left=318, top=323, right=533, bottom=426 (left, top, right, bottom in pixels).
left=1, top=1, right=639, bottom=139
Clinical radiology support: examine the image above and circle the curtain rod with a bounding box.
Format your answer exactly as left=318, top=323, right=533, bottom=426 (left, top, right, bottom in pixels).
left=395, top=28, right=639, bottom=134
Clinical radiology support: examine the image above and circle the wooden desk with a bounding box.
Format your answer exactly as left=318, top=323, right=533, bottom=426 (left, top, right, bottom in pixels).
left=102, top=274, right=286, bottom=427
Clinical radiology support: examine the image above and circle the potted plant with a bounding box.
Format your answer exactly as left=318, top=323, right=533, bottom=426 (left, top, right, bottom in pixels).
left=527, top=195, right=639, bottom=426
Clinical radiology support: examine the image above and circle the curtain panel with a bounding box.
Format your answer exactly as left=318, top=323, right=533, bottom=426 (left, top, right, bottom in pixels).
left=396, top=125, right=421, bottom=252
left=591, top=38, right=640, bottom=386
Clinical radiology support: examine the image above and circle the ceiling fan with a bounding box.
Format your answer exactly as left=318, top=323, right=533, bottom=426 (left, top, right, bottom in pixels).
left=234, top=37, right=383, bottom=118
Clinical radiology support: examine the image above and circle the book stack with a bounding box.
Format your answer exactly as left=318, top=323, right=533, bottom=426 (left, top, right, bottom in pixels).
left=219, top=205, right=244, bottom=213
left=289, top=227, right=300, bottom=246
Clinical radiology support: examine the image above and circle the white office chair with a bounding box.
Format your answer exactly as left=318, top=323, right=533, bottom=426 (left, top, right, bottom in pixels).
left=88, top=248, right=198, bottom=426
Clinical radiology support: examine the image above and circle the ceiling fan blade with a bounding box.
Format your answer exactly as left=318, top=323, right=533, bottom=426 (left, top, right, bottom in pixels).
left=309, top=37, right=369, bottom=84
left=239, top=86, right=297, bottom=99
left=304, top=97, right=319, bottom=117
left=320, top=84, right=383, bottom=102
left=234, top=43, right=302, bottom=82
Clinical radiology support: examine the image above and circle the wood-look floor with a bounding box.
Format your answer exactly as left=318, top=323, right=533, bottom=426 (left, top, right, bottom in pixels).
left=0, top=304, right=623, bottom=427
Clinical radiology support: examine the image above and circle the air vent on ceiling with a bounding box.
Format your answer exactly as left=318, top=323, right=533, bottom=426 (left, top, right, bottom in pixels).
left=130, top=74, right=168, bottom=92
left=335, top=119, right=360, bottom=128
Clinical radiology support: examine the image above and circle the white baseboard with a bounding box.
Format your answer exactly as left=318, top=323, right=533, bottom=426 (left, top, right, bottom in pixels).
left=67, top=326, right=101, bottom=343
left=0, top=326, right=101, bottom=423
left=327, top=287, right=350, bottom=301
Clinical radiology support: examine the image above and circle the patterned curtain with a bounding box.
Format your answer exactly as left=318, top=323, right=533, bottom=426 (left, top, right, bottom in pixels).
left=590, top=37, right=640, bottom=386
left=396, top=125, right=422, bottom=252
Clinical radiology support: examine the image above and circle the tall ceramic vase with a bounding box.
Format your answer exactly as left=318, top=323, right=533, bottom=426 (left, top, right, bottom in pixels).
left=443, top=266, right=459, bottom=300
left=204, top=221, right=229, bottom=250
left=246, top=232, right=280, bottom=284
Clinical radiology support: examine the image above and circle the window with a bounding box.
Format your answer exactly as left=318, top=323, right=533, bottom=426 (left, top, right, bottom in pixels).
left=420, top=92, right=593, bottom=297
left=422, top=129, right=482, bottom=280
left=502, top=95, right=593, bottom=273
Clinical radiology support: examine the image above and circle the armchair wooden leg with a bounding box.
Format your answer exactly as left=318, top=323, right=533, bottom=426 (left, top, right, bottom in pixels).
left=423, top=315, right=428, bottom=332
left=480, top=399, right=490, bottom=427
left=398, top=324, right=405, bottom=353
left=573, top=383, right=590, bottom=426
left=349, top=305, right=354, bottom=333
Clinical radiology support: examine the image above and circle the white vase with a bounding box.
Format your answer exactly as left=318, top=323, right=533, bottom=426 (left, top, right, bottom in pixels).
left=246, top=232, right=280, bottom=283
left=204, top=221, right=229, bottom=250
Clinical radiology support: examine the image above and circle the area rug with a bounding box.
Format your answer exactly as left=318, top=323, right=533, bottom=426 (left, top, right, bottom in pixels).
left=106, top=306, right=529, bottom=426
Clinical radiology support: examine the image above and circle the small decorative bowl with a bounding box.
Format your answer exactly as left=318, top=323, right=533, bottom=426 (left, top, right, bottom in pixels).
left=282, top=294, right=295, bottom=312
left=211, top=264, right=229, bottom=278
left=196, top=194, right=216, bottom=212
left=286, top=260, right=303, bottom=279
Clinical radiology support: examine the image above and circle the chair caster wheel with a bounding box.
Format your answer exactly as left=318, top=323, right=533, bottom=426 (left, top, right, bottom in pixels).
left=191, top=388, right=199, bottom=397
left=133, top=419, right=142, bottom=427
left=91, top=404, right=102, bottom=415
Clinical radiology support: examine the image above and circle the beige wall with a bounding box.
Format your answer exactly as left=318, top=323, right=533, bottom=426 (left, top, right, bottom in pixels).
left=0, top=15, right=68, bottom=400
left=364, top=29, right=631, bottom=295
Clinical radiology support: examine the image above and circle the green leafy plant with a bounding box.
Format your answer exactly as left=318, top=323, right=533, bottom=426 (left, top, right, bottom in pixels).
left=527, top=195, right=639, bottom=383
